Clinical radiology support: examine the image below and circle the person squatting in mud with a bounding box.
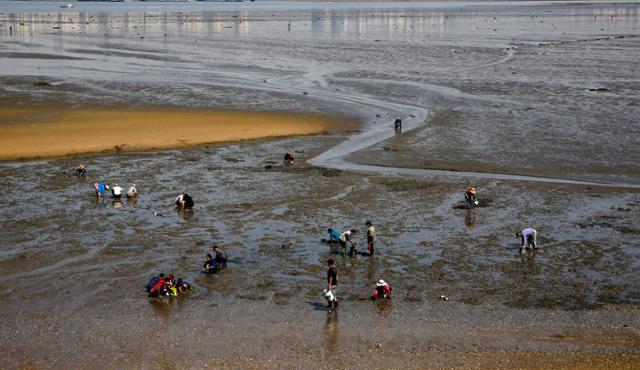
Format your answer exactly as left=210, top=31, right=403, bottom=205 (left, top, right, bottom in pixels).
left=283, top=152, right=294, bottom=165
left=371, top=279, right=392, bottom=300
left=203, top=253, right=217, bottom=274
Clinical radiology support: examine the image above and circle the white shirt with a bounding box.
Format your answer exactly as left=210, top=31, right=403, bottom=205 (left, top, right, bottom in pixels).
left=112, top=186, right=123, bottom=196
left=339, top=231, right=352, bottom=242
left=521, top=228, right=537, bottom=247
left=127, top=186, right=137, bottom=196
left=367, top=226, right=376, bottom=241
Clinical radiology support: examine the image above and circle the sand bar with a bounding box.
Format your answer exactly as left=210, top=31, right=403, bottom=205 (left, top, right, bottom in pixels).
left=0, top=107, right=347, bottom=161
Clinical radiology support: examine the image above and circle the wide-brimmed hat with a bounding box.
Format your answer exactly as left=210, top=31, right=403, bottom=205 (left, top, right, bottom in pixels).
left=376, top=279, right=386, bottom=287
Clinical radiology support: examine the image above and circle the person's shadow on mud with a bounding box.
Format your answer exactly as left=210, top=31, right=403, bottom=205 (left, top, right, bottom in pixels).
left=306, top=301, right=330, bottom=311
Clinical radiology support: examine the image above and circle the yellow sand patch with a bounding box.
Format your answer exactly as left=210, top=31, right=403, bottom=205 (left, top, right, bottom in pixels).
left=0, top=108, right=346, bottom=160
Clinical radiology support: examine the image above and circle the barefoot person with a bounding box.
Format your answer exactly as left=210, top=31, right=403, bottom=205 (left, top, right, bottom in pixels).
left=517, top=227, right=538, bottom=253
left=366, top=221, right=376, bottom=256
left=326, top=258, right=338, bottom=309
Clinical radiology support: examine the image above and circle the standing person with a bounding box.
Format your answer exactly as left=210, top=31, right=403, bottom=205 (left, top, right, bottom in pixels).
left=394, top=118, right=402, bottom=133
left=111, top=184, right=123, bottom=199
left=94, top=182, right=109, bottom=198
left=326, top=258, right=338, bottom=309
left=517, top=228, right=538, bottom=253
left=212, top=245, right=228, bottom=268
left=465, top=187, right=478, bottom=208
left=127, top=184, right=137, bottom=198
left=339, top=229, right=358, bottom=256
left=366, top=221, right=376, bottom=256
left=175, top=193, right=194, bottom=210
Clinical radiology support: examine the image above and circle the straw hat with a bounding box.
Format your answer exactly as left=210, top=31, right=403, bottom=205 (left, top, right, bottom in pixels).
left=376, top=279, right=386, bottom=287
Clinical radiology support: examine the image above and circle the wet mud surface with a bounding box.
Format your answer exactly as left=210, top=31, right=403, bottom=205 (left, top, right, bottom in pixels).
left=1, top=1, right=640, bottom=368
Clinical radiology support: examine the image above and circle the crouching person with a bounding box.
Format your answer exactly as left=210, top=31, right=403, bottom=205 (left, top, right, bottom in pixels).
left=372, top=279, right=391, bottom=299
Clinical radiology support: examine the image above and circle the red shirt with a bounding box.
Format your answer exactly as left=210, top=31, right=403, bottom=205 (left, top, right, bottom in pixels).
left=150, top=280, right=167, bottom=294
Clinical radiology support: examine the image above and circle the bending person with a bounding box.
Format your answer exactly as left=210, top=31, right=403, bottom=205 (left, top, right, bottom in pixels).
left=517, top=228, right=538, bottom=253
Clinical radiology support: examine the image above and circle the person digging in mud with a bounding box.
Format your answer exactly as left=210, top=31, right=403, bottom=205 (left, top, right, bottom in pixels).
left=212, top=245, right=228, bottom=268
left=127, top=184, right=137, bottom=198
left=203, top=253, right=217, bottom=274
left=339, top=229, right=358, bottom=256
left=327, top=228, right=341, bottom=243
left=176, top=279, right=192, bottom=293
left=326, top=258, right=338, bottom=309
left=394, top=118, right=402, bottom=134
left=175, top=193, right=194, bottom=210
left=366, top=221, right=376, bottom=256
left=371, top=279, right=392, bottom=300
left=148, top=276, right=169, bottom=298
left=465, top=187, right=478, bottom=208
left=94, top=182, right=109, bottom=198
left=111, top=184, right=123, bottom=199
left=284, top=152, right=295, bottom=165
left=75, top=164, right=87, bottom=176
left=517, top=227, right=538, bottom=253
left=145, top=273, right=165, bottom=293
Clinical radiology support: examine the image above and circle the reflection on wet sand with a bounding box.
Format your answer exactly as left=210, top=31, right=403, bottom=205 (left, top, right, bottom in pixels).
left=464, top=208, right=475, bottom=228
left=324, top=310, right=339, bottom=353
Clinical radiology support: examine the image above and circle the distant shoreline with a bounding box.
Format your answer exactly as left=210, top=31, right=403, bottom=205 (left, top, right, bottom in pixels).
left=0, top=107, right=352, bottom=161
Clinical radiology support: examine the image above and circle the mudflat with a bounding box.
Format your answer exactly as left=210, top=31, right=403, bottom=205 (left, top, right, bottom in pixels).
left=1, top=1, right=639, bottom=369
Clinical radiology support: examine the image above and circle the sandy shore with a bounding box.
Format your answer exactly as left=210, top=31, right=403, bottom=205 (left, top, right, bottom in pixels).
left=0, top=107, right=348, bottom=161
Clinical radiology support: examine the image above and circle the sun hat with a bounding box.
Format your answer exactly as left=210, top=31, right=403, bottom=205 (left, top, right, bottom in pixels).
left=377, top=279, right=386, bottom=287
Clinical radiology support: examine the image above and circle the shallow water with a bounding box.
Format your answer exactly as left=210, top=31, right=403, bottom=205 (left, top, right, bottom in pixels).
left=1, top=1, right=640, bottom=368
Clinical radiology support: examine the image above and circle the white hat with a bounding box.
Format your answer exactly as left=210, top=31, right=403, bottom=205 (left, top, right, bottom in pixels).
left=376, top=279, right=386, bottom=287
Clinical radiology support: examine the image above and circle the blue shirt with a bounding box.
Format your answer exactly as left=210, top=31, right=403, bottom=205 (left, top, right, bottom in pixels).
left=329, top=230, right=341, bottom=241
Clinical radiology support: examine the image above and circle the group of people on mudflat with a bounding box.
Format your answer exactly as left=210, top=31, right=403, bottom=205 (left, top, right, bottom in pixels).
left=77, top=156, right=538, bottom=308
